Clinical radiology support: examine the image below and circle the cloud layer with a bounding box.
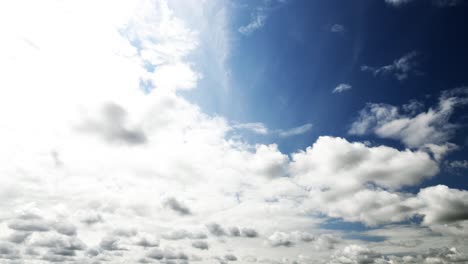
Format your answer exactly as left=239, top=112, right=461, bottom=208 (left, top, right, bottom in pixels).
left=0, top=0, right=467, bottom=263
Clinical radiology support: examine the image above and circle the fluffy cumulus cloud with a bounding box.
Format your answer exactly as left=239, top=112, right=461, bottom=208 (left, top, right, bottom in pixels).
left=330, top=244, right=468, bottom=264
left=349, top=88, right=468, bottom=149
left=1, top=0, right=468, bottom=263
left=291, top=136, right=439, bottom=190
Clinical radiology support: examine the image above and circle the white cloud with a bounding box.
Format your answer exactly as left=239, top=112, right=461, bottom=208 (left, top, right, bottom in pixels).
left=238, top=0, right=288, bottom=36
left=233, top=122, right=269, bottom=135
left=385, top=0, right=413, bottom=6
left=448, top=160, right=468, bottom=169
left=361, top=51, right=421, bottom=81
left=349, top=88, right=468, bottom=148
left=333, top=83, right=352, bottom=93
left=0, top=0, right=467, bottom=263
left=278, top=123, right=313, bottom=137
left=239, top=8, right=268, bottom=35
left=291, top=136, right=438, bottom=191
left=415, top=185, right=468, bottom=225
left=328, top=244, right=385, bottom=264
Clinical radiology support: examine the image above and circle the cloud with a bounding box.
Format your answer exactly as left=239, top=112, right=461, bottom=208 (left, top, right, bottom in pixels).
left=78, top=102, right=147, bottom=145
left=113, top=228, right=138, bottom=237
left=385, top=0, right=413, bottom=6
left=241, top=228, right=259, bottom=238
left=225, top=254, right=238, bottom=261
left=99, top=236, right=126, bottom=251
left=291, top=136, right=438, bottom=191
left=162, top=229, right=207, bottom=240
left=228, top=226, right=241, bottom=237
left=0, top=0, right=467, bottom=263
left=146, top=247, right=189, bottom=261
left=163, top=197, right=192, bottom=215
left=234, top=122, right=312, bottom=138
left=233, top=122, right=269, bottom=135
left=330, top=245, right=468, bottom=264
left=238, top=0, right=288, bottom=36
left=206, top=223, right=228, bottom=237
left=8, top=218, right=51, bottom=232
left=332, top=83, right=352, bottom=94
left=386, top=0, right=462, bottom=7
left=448, top=160, right=468, bottom=169
left=30, top=233, right=87, bottom=261
left=349, top=87, right=468, bottom=148
left=135, top=234, right=160, bottom=248
left=53, top=222, right=77, bottom=236
left=278, top=123, right=313, bottom=137
left=330, top=24, right=345, bottom=33
left=238, top=8, right=267, bottom=35
left=267, top=231, right=317, bottom=247
left=7, top=231, right=32, bottom=244
left=192, top=240, right=209, bottom=250
left=80, top=213, right=104, bottom=226
left=0, top=242, right=20, bottom=260
left=416, top=185, right=468, bottom=225
left=361, top=51, right=421, bottom=81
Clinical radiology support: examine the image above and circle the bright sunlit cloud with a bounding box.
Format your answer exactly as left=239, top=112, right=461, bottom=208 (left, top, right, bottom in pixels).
left=1, top=0, right=467, bottom=264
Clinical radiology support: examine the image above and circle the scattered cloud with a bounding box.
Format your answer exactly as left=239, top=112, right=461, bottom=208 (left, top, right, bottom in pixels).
left=234, top=122, right=312, bottom=138
left=192, top=240, right=209, bottom=250
left=448, top=160, right=468, bottom=169
left=385, top=0, right=413, bottom=6
left=332, top=83, right=352, bottom=93
left=361, top=51, right=421, bottom=81
left=163, top=197, right=192, bottom=215
left=233, top=122, right=269, bottom=135
left=385, top=0, right=463, bottom=7
left=330, top=245, right=468, bottom=264
left=238, top=0, right=288, bottom=35
left=349, top=87, right=468, bottom=148
left=77, top=102, right=147, bottom=146
left=278, top=123, right=313, bottom=137
left=135, top=235, right=160, bottom=248
left=330, top=24, right=345, bottom=33
left=0, top=0, right=467, bottom=263
left=239, top=8, right=267, bottom=35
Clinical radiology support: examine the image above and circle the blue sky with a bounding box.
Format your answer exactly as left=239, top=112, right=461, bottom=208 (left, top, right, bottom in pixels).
left=0, top=0, right=468, bottom=263
left=188, top=0, right=468, bottom=187
left=189, top=0, right=468, bottom=151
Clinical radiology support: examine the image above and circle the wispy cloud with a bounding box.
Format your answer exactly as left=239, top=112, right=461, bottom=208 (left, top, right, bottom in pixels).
left=238, top=7, right=268, bottom=35
left=330, top=24, right=345, bottom=33
left=361, top=51, right=421, bottom=81
left=234, top=122, right=312, bottom=137
left=278, top=123, right=313, bottom=137
left=238, top=0, right=288, bottom=36
left=385, top=0, right=461, bottom=7
left=233, top=122, right=269, bottom=135
left=385, top=0, right=412, bottom=6
left=333, top=83, right=352, bottom=93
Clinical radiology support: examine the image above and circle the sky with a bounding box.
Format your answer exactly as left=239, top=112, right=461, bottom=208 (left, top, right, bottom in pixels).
left=0, top=0, right=468, bottom=263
